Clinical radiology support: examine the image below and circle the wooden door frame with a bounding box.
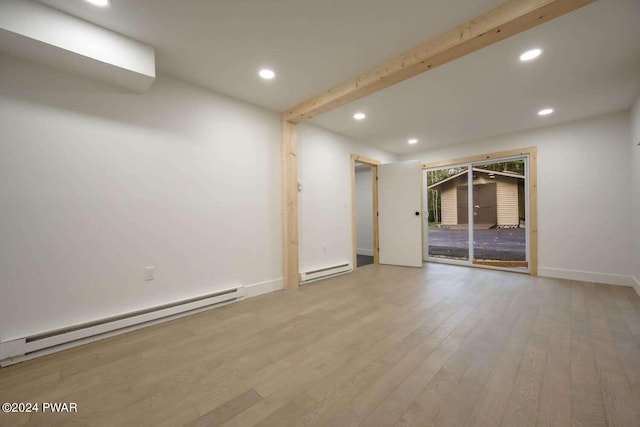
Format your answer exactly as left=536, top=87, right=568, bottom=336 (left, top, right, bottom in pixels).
left=351, top=154, right=380, bottom=269
left=422, top=146, right=538, bottom=276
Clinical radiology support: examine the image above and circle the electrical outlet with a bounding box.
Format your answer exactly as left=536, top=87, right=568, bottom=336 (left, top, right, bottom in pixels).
left=144, top=266, right=155, bottom=281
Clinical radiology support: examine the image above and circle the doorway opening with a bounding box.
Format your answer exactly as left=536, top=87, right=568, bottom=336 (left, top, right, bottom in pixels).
left=423, top=148, right=537, bottom=274
left=351, top=154, right=380, bottom=269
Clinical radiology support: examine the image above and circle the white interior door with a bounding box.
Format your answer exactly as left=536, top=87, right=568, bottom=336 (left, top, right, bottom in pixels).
left=378, top=160, right=423, bottom=267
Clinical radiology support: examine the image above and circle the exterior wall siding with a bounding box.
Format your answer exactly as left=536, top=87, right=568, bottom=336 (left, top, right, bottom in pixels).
left=441, top=185, right=457, bottom=225
left=435, top=173, right=521, bottom=226
left=496, top=177, right=519, bottom=226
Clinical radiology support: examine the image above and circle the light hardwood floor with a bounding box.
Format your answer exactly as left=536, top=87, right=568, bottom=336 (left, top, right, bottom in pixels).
left=1, top=263, right=640, bottom=427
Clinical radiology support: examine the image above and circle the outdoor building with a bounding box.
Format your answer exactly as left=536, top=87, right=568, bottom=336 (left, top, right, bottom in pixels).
left=428, top=168, right=525, bottom=228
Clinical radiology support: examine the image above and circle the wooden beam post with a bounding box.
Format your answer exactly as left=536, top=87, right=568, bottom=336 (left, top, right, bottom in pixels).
left=284, top=0, right=596, bottom=123
left=282, top=118, right=299, bottom=289
left=528, top=147, right=538, bottom=276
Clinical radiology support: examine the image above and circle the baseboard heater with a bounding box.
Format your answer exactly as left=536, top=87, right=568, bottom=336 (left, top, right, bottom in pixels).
left=0, top=286, right=245, bottom=367
left=300, top=262, right=353, bottom=284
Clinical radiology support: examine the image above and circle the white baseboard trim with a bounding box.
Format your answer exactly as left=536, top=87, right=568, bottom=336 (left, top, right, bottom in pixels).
left=357, top=248, right=374, bottom=256
left=244, top=278, right=284, bottom=298
left=633, top=276, right=640, bottom=296
left=539, top=267, right=636, bottom=287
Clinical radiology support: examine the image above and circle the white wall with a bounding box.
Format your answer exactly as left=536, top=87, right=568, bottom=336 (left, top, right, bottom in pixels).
left=0, top=0, right=156, bottom=92
left=355, top=167, right=374, bottom=256
left=298, top=124, right=396, bottom=272
left=631, top=96, right=640, bottom=289
left=0, top=54, right=282, bottom=340
left=401, top=112, right=635, bottom=287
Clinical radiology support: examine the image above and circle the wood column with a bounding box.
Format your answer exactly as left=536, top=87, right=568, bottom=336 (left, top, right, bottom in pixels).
left=282, top=118, right=299, bottom=289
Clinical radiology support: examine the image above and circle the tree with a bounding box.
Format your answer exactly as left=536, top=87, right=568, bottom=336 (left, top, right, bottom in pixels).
left=479, top=160, right=525, bottom=175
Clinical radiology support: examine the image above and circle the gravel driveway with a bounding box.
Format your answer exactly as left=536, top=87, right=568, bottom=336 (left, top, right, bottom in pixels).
left=427, top=228, right=526, bottom=261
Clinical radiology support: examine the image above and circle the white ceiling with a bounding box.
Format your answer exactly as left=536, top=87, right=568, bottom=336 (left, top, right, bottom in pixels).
left=35, top=0, right=640, bottom=154
left=310, top=0, right=640, bottom=154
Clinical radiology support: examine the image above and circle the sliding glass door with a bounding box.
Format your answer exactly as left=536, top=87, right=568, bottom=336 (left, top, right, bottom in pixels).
left=424, top=155, right=529, bottom=272
left=424, top=166, right=469, bottom=261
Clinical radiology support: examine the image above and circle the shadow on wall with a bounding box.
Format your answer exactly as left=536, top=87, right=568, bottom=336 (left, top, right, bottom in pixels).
left=0, top=55, right=277, bottom=142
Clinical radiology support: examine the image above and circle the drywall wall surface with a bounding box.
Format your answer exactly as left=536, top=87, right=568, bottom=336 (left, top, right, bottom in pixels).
left=355, top=167, right=374, bottom=256
left=631, top=96, right=640, bottom=287
left=0, top=0, right=155, bottom=91
left=0, top=54, right=282, bottom=340
left=298, top=124, right=396, bottom=273
left=401, top=112, right=635, bottom=286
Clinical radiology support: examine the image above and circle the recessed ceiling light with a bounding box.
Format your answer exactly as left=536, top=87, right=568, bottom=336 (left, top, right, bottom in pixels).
left=353, top=112, right=366, bottom=121
left=519, top=48, right=542, bottom=62
left=538, top=108, right=554, bottom=116
left=408, top=138, right=418, bottom=145
left=85, top=0, right=110, bottom=7
left=258, top=68, right=276, bottom=80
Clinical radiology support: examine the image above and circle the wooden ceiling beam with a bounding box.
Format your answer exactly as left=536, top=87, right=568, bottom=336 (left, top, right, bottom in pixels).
left=283, top=0, right=597, bottom=123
